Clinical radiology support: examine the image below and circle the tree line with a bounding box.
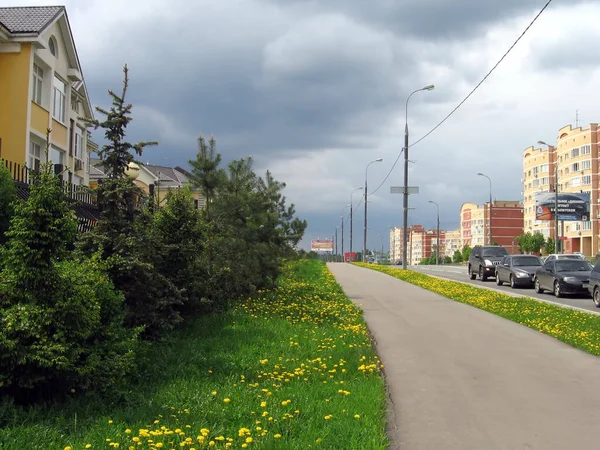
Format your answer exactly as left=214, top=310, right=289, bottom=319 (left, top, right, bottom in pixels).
left=0, top=65, right=307, bottom=404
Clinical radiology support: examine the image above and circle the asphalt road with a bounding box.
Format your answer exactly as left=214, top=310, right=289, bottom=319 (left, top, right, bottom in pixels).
left=404, top=264, right=600, bottom=314
left=329, top=263, right=600, bottom=450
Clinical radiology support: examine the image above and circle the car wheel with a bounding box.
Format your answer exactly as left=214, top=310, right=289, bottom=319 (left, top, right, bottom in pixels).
left=554, top=280, right=562, bottom=298
left=510, top=275, right=516, bottom=289
left=468, top=266, right=476, bottom=280
left=479, top=266, right=487, bottom=282
left=534, top=278, right=544, bottom=294
left=594, top=288, right=600, bottom=308
left=496, top=273, right=503, bottom=286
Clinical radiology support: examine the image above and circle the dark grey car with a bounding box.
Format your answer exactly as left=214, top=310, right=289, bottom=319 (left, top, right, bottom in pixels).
left=534, top=259, right=593, bottom=298
left=587, top=261, right=600, bottom=307
left=495, top=255, right=543, bottom=288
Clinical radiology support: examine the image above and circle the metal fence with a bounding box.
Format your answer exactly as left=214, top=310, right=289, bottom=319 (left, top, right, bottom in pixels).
left=2, top=158, right=100, bottom=233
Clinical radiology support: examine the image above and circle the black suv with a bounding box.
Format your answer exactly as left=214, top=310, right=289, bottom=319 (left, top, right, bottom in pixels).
left=468, top=245, right=509, bottom=281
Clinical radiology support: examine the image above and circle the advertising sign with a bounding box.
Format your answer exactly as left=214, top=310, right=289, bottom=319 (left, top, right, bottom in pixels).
left=535, top=192, right=590, bottom=221
left=344, top=252, right=357, bottom=262
left=311, top=239, right=334, bottom=252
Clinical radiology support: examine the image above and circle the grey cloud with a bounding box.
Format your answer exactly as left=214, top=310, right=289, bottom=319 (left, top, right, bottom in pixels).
left=257, top=0, right=588, bottom=40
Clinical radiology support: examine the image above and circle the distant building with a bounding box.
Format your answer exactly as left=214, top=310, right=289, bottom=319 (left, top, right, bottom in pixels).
left=444, top=228, right=462, bottom=258
left=460, top=201, right=523, bottom=253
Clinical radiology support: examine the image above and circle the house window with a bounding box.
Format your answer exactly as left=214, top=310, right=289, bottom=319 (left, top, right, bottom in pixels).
left=540, top=164, right=549, bottom=173
left=74, top=127, right=83, bottom=159
left=581, top=144, right=591, bottom=155
left=565, top=168, right=569, bottom=175
left=575, top=222, right=581, bottom=232
left=532, top=179, right=539, bottom=188
left=53, top=76, right=66, bottom=123
left=572, top=177, right=581, bottom=188
left=32, top=64, right=43, bottom=104
left=48, top=36, right=57, bottom=57
left=571, top=147, right=580, bottom=158
left=29, top=141, right=42, bottom=172
left=572, top=162, right=580, bottom=172
left=583, top=175, right=591, bottom=185
left=583, top=221, right=592, bottom=231
left=582, top=160, right=591, bottom=170
left=541, top=177, right=549, bottom=186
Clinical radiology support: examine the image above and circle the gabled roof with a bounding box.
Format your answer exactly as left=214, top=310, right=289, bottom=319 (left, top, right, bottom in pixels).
left=0, top=6, right=63, bottom=34
left=143, top=164, right=190, bottom=187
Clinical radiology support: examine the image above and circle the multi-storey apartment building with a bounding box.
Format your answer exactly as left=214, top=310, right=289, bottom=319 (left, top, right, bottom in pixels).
left=460, top=201, right=523, bottom=252
left=522, top=144, right=556, bottom=238
left=389, top=226, right=402, bottom=263
left=444, top=228, right=462, bottom=258
left=0, top=6, right=94, bottom=184
left=524, top=124, right=599, bottom=256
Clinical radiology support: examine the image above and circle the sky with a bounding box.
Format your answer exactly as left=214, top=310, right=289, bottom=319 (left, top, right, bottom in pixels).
left=4, top=0, right=600, bottom=251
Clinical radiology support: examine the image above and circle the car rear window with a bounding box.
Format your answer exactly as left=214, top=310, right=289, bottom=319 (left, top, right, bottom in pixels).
left=512, top=256, right=541, bottom=266
left=481, top=247, right=509, bottom=257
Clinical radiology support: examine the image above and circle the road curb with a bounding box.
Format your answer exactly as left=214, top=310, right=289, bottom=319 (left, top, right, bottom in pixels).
left=412, top=267, right=600, bottom=317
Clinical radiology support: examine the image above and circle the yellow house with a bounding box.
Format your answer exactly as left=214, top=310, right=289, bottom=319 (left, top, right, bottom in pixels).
left=89, top=158, right=206, bottom=210
left=0, top=6, right=95, bottom=185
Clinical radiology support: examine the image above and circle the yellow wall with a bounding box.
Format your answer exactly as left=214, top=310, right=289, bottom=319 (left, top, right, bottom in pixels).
left=51, top=119, right=68, bottom=149
left=0, top=43, right=31, bottom=163
left=30, top=102, right=49, bottom=135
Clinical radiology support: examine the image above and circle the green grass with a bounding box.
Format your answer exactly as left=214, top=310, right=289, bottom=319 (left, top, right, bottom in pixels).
left=354, top=262, right=600, bottom=356
left=0, top=260, right=388, bottom=450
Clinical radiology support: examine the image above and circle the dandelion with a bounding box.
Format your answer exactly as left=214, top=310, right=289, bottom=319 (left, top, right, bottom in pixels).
left=274, top=434, right=282, bottom=439
left=354, top=414, right=361, bottom=419
left=224, top=398, right=231, bottom=403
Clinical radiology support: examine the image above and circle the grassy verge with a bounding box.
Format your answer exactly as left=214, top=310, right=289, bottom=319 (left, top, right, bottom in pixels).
left=354, top=262, right=600, bottom=356
left=0, top=260, right=387, bottom=450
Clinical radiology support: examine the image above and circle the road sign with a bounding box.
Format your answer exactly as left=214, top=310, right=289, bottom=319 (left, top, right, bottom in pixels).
left=390, top=186, right=419, bottom=195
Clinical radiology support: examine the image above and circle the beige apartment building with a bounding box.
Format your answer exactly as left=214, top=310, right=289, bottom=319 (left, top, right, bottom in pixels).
left=444, top=228, right=462, bottom=258
left=524, top=123, right=600, bottom=256
left=389, top=226, right=402, bottom=263
left=522, top=144, right=556, bottom=238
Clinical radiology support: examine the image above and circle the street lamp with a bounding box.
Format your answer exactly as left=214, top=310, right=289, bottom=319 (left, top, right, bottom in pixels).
left=538, top=140, right=560, bottom=254
left=402, top=84, right=435, bottom=270
left=477, top=172, right=493, bottom=245
left=350, top=187, right=363, bottom=262
left=364, top=158, right=383, bottom=262
left=341, top=205, right=350, bottom=261
left=428, top=200, right=440, bottom=265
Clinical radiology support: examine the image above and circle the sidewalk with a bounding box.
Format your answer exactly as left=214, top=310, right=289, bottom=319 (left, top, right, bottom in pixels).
left=328, top=263, right=600, bottom=450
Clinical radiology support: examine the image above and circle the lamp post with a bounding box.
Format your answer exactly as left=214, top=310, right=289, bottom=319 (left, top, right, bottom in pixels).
left=350, top=187, right=363, bottom=262
left=538, top=140, right=560, bottom=254
left=402, top=84, right=435, bottom=270
left=477, top=172, right=493, bottom=245
left=335, top=225, right=339, bottom=261
left=428, top=200, right=440, bottom=265
left=341, top=205, right=350, bottom=261
left=364, top=158, right=383, bottom=263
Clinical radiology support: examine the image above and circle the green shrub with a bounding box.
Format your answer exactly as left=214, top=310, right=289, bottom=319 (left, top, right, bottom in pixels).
left=0, top=255, right=140, bottom=402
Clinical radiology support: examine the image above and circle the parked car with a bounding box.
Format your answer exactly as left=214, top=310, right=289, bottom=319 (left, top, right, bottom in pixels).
left=587, top=261, right=600, bottom=307
left=468, top=245, right=509, bottom=281
left=544, top=253, right=585, bottom=263
left=495, top=255, right=543, bottom=288
left=534, top=258, right=593, bottom=298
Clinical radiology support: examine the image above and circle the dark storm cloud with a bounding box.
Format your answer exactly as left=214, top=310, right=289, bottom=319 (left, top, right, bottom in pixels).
left=258, top=0, right=582, bottom=40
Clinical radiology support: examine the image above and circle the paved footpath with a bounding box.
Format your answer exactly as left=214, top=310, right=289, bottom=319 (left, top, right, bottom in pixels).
left=328, top=263, right=600, bottom=450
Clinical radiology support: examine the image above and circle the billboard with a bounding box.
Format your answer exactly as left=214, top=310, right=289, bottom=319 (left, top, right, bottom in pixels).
left=535, top=192, right=590, bottom=221
left=311, top=239, right=334, bottom=252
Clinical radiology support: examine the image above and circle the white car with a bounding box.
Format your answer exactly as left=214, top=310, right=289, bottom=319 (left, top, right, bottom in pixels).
left=544, top=253, right=585, bottom=263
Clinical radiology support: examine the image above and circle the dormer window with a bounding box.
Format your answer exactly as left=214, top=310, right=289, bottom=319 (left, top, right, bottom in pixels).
left=48, top=36, right=57, bottom=57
